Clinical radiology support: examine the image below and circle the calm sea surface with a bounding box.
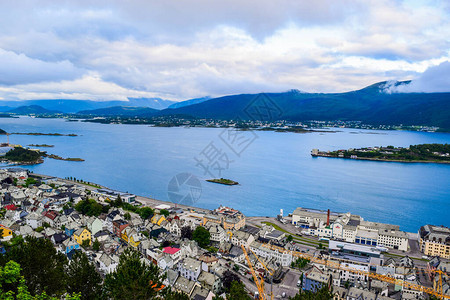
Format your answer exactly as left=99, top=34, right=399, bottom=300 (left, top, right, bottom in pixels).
left=1, top=117, right=449, bottom=232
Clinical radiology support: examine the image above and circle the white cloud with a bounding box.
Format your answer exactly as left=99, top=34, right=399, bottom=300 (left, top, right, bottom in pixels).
left=0, top=0, right=448, bottom=101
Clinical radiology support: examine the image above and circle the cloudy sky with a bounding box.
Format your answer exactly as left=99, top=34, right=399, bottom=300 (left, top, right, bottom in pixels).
left=0, top=0, right=448, bottom=101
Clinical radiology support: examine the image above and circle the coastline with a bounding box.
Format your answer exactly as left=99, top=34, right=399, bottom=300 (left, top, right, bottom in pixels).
left=28, top=171, right=420, bottom=236
left=30, top=172, right=212, bottom=215
left=312, top=154, right=450, bottom=164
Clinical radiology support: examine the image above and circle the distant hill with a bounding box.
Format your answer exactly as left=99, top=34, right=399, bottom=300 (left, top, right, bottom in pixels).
left=78, top=106, right=159, bottom=116
left=126, top=98, right=176, bottom=110
left=0, top=97, right=175, bottom=113
left=168, top=96, right=211, bottom=109
left=8, top=105, right=61, bottom=115
left=158, top=82, right=450, bottom=130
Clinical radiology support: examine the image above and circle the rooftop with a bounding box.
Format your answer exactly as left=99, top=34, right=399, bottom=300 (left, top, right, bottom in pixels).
left=163, top=246, right=180, bottom=255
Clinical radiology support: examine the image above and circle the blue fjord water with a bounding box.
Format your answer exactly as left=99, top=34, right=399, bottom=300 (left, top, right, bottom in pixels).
left=1, top=116, right=449, bottom=232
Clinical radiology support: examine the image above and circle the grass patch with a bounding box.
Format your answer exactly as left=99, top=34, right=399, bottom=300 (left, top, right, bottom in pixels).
left=261, top=221, right=328, bottom=246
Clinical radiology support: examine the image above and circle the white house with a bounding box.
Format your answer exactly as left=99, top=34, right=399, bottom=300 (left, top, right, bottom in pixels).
left=178, top=257, right=202, bottom=281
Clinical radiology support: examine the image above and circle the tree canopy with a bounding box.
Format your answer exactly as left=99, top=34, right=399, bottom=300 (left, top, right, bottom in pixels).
left=192, top=226, right=210, bottom=248
left=104, top=249, right=166, bottom=300
left=66, top=251, right=102, bottom=300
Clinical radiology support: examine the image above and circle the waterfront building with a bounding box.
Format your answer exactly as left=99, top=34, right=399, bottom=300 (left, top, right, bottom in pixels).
left=419, top=224, right=450, bottom=259
left=202, top=206, right=246, bottom=230
left=377, top=229, right=409, bottom=251
left=293, top=207, right=409, bottom=252
left=92, top=188, right=136, bottom=203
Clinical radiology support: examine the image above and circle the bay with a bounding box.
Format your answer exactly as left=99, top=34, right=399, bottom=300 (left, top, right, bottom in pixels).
left=1, top=116, right=449, bottom=232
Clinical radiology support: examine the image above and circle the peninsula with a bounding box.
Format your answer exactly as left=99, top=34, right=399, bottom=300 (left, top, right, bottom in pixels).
left=311, top=143, right=450, bottom=163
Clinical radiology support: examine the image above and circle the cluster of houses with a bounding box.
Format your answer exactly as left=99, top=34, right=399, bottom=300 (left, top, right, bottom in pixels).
left=0, top=168, right=448, bottom=299
left=0, top=169, right=297, bottom=298
left=298, top=239, right=450, bottom=299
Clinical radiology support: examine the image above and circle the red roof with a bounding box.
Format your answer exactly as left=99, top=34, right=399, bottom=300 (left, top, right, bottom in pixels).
left=44, top=210, right=58, bottom=220
left=5, top=204, right=17, bottom=211
left=163, top=247, right=180, bottom=255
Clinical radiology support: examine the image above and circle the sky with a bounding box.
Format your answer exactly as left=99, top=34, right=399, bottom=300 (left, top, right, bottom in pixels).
left=0, top=0, right=448, bottom=102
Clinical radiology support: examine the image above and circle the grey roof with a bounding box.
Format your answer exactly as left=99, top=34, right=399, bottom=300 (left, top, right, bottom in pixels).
left=419, top=225, right=450, bottom=244
left=174, top=276, right=195, bottom=294
left=179, top=257, right=201, bottom=272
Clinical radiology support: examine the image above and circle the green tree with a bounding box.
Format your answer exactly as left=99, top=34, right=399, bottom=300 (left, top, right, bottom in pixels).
left=104, top=249, right=165, bottom=300
left=290, top=285, right=333, bottom=300
left=159, top=209, right=170, bottom=217
left=287, top=235, right=294, bottom=242
left=0, top=260, right=78, bottom=300
left=222, top=270, right=240, bottom=292
left=92, top=239, right=101, bottom=251
left=114, top=195, right=123, bottom=208
left=192, top=226, right=210, bottom=248
left=124, top=212, right=131, bottom=220
left=75, top=199, right=103, bottom=217
left=138, top=207, right=154, bottom=220
left=180, top=226, right=193, bottom=240
left=6, top=237, right=68, bottom=296
left=163, top=288, right=190, bottom=300
left=226, top=281, right=252, bottom=300
left=81, top=239, right=91, bottom=249
left=66, top=252, right=102, bottom=300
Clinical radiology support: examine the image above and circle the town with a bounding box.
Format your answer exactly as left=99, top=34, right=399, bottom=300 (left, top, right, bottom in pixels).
left=0, top=168, right=448, bottom=299
left=58, top=115, right=441, bottom=133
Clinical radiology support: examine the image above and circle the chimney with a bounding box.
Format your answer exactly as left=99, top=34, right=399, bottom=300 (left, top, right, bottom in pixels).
left=327, top=209, right=330, bottom=227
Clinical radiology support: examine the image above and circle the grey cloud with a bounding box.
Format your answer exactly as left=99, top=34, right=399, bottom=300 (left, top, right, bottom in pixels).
left=384, top=61, right=450, bottom=93
left=0, top=49, right=85, bottom=85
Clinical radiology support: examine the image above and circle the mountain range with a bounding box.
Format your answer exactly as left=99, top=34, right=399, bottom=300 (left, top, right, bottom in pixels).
left=0, top=98, right=176, bottom=113
left=157, top=81, right=450, bottom=130
left=2, top=81, right=449, bottom=130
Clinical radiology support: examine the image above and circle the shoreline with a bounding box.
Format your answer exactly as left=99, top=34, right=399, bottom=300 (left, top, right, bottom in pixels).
left=312, top=154, right=450, bottom=164
left=30, top=172, right=212, bottom=215
left=29, top=171, right=418, bottom=235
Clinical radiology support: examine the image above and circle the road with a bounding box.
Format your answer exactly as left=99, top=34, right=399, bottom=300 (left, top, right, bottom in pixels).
left=32, top=172, right=211, bottom=213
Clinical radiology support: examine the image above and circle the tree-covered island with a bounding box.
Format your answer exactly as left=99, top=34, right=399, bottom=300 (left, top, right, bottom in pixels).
left=312, top=144, right=450, bottom=163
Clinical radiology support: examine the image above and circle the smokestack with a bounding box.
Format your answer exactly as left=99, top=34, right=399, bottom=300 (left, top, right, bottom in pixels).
left=327, top=209, right=330, bottom=226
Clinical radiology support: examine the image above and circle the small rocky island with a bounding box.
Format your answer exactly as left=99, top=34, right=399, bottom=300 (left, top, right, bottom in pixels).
left=206, top=178, right=239, bottom=185
left=12, top=132, right=77, bottom=136
left=46, top=154, right=85, bottom=161
left=27, top=144, right=54, bottom=147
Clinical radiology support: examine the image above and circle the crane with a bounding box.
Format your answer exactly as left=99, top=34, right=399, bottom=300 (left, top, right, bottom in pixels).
left=249, top=248, right=275, bottom=275
left=262, top=243, right=450, bottom=299
left=241, top=245, right=267, bottom=300
left=249, top=248, right=274, bottom=300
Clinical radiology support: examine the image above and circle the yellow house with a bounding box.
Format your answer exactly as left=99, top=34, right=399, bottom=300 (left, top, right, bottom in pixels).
left=151, top=214, right=166, bottom=226
left=0, top=225, right=13, bottom=240
left=128, top=234, right=140, bottom=248
left=121, top=228, right=141, bottom=248
left=73, top=228, right=92, bottom=246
